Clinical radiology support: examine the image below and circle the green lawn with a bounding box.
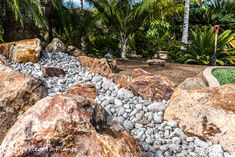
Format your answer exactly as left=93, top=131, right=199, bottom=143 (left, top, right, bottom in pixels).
left=212, top=69, right=235, bottom=85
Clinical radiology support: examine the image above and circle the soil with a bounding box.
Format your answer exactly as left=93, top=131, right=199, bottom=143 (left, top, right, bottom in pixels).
left=116, top=59, right=207, bottom=86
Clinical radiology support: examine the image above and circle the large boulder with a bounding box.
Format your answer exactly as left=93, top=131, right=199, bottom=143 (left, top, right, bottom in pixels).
left=109, top=74, right=131, bottom=89
left=45, top=38, right=66, bottom=53
left=0, top=64, right=47, bottom=142
left=129, top=72, right=175, bottom=102
left=0, top=38, right=41, bottom=63
left=68, top=84, right=98, bottom=100
left=131, top=68, right=152, bottom=79
left=164, top=84, right=235, bottom=152
left=176, top=77, right=207, bottom=91
left=0, top=94, right=141, bottom=157
left=79, top=56, right=117, bottom=77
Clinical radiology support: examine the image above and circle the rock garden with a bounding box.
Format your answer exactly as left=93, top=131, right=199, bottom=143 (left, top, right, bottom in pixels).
left=0, top=38, right=234, bottom=157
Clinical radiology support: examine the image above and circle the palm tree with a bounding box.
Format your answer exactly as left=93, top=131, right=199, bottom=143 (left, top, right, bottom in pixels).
left=7, top=0, right=46, bottom=28
left=181, top=0, right=190, bottom=49
left=0, top=0, right=69, bottom=42
left=88, top=0, right=149, bottom=58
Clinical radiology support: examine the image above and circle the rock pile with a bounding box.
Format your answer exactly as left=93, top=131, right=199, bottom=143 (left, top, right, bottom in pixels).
left=4, top=51, right=234, bottom=156
left=79, top=57, right=175, bottom=102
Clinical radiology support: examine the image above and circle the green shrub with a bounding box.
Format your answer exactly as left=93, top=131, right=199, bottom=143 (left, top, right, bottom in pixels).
left=86, top=30, right=120, bottom=57
left=132, top=20, right=178, bottom=58
left=179, top=26, right=235, bottom=65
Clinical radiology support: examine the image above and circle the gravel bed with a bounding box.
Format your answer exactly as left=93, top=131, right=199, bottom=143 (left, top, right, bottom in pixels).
left=7, top=52, right=235, bottom=157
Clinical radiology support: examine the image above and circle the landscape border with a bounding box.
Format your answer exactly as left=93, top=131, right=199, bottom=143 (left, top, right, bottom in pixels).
left=203, top=66, right=235, bottom=87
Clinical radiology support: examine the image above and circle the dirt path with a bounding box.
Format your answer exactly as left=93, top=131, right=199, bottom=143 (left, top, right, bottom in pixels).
left=117, top=60, right=207, bottom=86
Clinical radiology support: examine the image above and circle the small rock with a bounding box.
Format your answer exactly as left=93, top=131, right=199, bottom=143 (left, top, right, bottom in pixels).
left=207, top=145, right=224, bottom=157
left=156, top=150, right=164, bottom=157
left=130, top=109, right=138, bottom=116
left=117, top=107, right=125, bottom=116
left=194, top=147, right=208, bottom=157
left=124, top=120, right=134, bottom=130
left=114, top=99, right=122, bottom=107
left=91, top=76, right=102, bottom=84
left=160, top=145, right=169, bottom=151
left=135, top=111, right=144, bottom=121
left=172, top=136, right=181, bottom=144
left=153, top=113, right=163, bottom=124
left=135, top=123, right=143, bottom=129
left=169, top=144, right=181, bottom=153
left=136, top=104, right=143, bottom=110
left=170, top=128, right=187, bottom=140
left=145, top=112, right=153, bottom=121
left=117, top=88, right=134, bottom=98
left=147, top=102, right=166, bottom=112
left=194, top=138, right=209, bottom=149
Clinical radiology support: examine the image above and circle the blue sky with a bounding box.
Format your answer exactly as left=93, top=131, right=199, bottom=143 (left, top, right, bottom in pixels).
left=65, top=0, right=80, bottom=4
left=64, top=0, right=91, bottom=8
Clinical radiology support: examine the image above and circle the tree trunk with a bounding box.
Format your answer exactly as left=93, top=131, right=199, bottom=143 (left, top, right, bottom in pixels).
left=120, top=36, right=129, bottom=58
left=80, top=0, right=85, bottom=51
left=80, top=0, right=84, bottom=10
left=181, top=0, right=190, bottom=50
left=81, top=36, right=86, bottom=52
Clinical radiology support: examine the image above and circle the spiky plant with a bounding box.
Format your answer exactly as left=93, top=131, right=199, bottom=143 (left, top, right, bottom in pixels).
left=180, top=26, right=235, bottom=65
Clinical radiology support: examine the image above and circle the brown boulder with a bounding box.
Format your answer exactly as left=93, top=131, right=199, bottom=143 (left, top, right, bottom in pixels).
left=42, top=67, right=65, bottom=78
left=68, top=84, right=98, bottom=100
left=0, top=38, right=41, bottom=63
left=109, top=74, right=131, bottom=89
left=46, top=38, right=66, bottom=53
left=79, top=56, right=117, bottom=77
left=0, top=94, right=141, bottom=157
left=176, top=77, right=207, bottom=91
left=129, top=74, right=175, bottom=102
left=0, top=64, right=47, bottom=142
left=131, top=68, right=152, bottom=79
left=164, top=84, right=235, bottom=152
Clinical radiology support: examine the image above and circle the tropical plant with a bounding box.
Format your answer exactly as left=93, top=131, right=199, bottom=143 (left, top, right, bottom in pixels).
left=190, top=0, right=235, bottom=30
left=87, top=0, right=150, bottom=58
left=147, top=20, right=173, bottom=50
left=207, top=0, right=235, bottom=15
left=136, top=0, right=184, bottom=19
left=180, top=27, right=235, bottom=65
left=0, top=0, right=71, bottom=42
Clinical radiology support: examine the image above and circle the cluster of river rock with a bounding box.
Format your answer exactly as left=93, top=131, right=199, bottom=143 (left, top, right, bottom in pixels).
left=0, top=38, right=234, bottom=157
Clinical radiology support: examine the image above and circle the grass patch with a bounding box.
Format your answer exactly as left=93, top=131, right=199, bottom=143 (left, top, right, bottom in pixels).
left=212, top=69, right=235, bottom=85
